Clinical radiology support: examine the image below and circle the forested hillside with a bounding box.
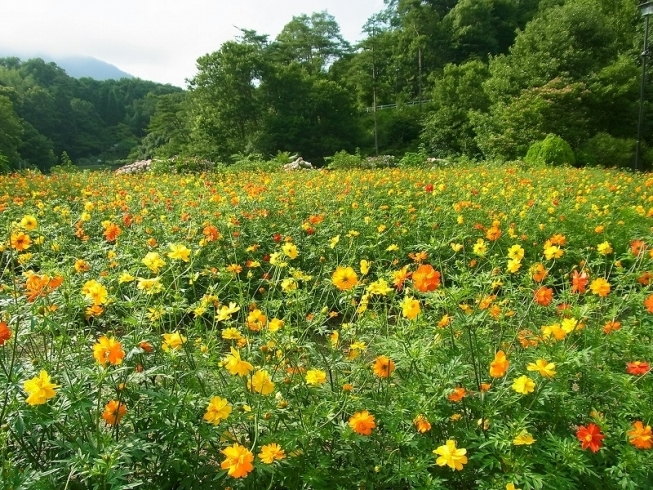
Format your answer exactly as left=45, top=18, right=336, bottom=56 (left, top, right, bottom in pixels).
left=1, top=0, right=651, bottom=170
left=0, top=57, right=181, bottom=172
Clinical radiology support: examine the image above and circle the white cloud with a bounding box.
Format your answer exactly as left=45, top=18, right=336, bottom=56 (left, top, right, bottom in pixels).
left=0, top=0, right=385, bottom=86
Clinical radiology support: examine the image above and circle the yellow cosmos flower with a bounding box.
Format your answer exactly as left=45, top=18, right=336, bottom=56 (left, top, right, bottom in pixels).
left=281, top=242, right=299, bottom=259
left=82, top=280, right=108, bottom=305
left=526, top=359, right=556, bottom=378
left=20, top=215, right=38, bottom=230
left=118, top=271, right=135, bottom=283
left=167, top=243, right=191, bottom=262
left=203, top=396, right=232, bottom=425
left=162, top=331, right=187, bottom=351
left=217, top=302, right=240, bottom=321
left=367, top=278, right=393, bottom=296
left=401, top=297, right=421, bottom=320
left=512, top=375, right=536, bottom=395
left=332, top=266, right=358, bottom=291
left=360, top=259, right=371, bottom=275
left=248, top=369, right=275, bottom=395
left=137, top=277, right=163, bottom=295
left=142, top=252, right=166, bottom=273
left=24, top=370, right=59, bottom=405
left=597, top=241, right=613, bottom=255
left=268, top=318, right=284, bottom=332
left=433, top=439, right=468, bottom=471
left=513, top=430, right=536, bottom=445
left=223, top=347, right=253, bottom=376
left=473, top=238, right=487, bottom=256
left=305, top=369, right=327, bottom=386
left=507, top=244, right=524, bottom=261
left=258, top=443, right=286, bottom=464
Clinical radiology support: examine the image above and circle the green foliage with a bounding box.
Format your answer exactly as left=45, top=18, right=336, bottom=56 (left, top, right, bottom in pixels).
left=325, top=149, right=364, bottom=170
left=422, top=60, right=489, bottom=157
left=0, top=152, right=9, bottom=174
left=150, top=156, right=218, bottom=174
left=577, top=133, right=636, bottom=169
left=524, top=134, right=576, bottom=166
left=50, top=151, right=80, bottom=174
left=398, top=144, right=430, bottom=167
left=0, top=57, right=182, bottom=170
left=473, top=79, right=589, bottom=160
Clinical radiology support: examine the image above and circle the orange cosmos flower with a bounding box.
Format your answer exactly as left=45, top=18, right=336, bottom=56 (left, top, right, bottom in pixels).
left=626, top=361, right=650, bottom=376
left=10, top=231, right=31, bottom=251
left=413, top=414, right=432, bottom=433
left=220, top=443, right=254, bottom=478
left=332, top=266, right=358, bottom=291
left=102, top=400, right=127, bottom=425
left=412, top=264, right=441, bottom=292
left=576, top=423, right=604, bottom=453
left=0, top=322, right=11, bottom=346
left=373, top=355, right=396, bottom=378
left=93, top=336, right=125, bottom=366
left=628, top=421, right=652, bottom=449
left=392, top=265, right=412, bottom=291
left=448, top=387, right=467, bottom=402
left=602, top=320, right=621, bottom=334
left=645, top=294, right=653, bottom=313
left=571, top=270, right=588, bottom=294
left=258, top=443, right=286, bottom=464
left=490, top=350, right=509, bottom=378
left=638, top=271, right=652, bottom=286
left=486, top=225, right=502, bottom=241
left=203, top=225, right=220, bottom=241
left=631, top=239, right=647, bottom=256
left=349, top=410, right=376, bottom=435
left=530, top=263, right=548, bottom=282
left=534, top=287, right=553, bottom=306
left=24, top=274, right=64, bottom=302
left=102, top=222, right=121, bottom=242
left=246, top=309, right=267, bottom=331
left=589, top=278, right=610, bottom=297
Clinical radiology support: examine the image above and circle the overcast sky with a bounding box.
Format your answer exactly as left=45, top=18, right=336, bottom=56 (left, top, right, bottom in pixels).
left=0, top=0, right=386, bottom=87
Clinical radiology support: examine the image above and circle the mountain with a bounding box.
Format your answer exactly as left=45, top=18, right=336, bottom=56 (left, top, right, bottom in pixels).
left=0, top=50, right=133, bottom=81
left=48, top=56, right=133, bottom=81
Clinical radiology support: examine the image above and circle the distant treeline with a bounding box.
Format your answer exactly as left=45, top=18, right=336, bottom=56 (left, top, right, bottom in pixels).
left=0, top=57, right=181, bottom=172
left=1, top=0, right=651, bottom=171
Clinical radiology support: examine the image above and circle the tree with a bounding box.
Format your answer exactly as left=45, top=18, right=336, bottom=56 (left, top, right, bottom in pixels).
left=259, top=64, right=360, bottom=162
left=271, top=12, right=350, bottom=73
left=188, top=37, right=265, bottom=161
left=422, top=60, right=489, bottom=157
left=0, top=95, right=23, bottom=168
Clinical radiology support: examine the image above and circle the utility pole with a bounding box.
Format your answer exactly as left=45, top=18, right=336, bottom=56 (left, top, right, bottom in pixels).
left=372, top=25, right=379, bottom=156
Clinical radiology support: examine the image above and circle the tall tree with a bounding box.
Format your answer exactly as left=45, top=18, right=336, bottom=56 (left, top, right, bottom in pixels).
left=271, top=12, right=350, bottom=73
left=188, top=35, right=265, bottom=161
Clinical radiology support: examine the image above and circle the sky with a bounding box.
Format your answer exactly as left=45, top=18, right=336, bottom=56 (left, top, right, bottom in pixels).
left=0, top=0, right=386, bottom=87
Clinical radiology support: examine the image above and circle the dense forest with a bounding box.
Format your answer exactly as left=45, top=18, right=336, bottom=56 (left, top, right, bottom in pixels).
left=1, top=0, right=651, bottom=171
left=0, top=58, right=181, bottom=172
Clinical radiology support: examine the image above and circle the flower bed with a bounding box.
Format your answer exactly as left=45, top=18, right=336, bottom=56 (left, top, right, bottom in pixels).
left=0, top=164, right=651, bottom=489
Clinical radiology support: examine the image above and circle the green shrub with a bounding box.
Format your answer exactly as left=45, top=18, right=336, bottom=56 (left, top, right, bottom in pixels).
left=524, top=134, right=575, bottom=166
left=325, top=149, right=365, bottom=170
left=151, top=156, right=219, bottom=174
left=50, top=151, right=80, bottom=174
left=577, top=133, right=636, bottom=169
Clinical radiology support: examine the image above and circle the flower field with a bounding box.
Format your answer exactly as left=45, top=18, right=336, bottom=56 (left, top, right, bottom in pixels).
left=1, top=164, right=652, bottom=489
